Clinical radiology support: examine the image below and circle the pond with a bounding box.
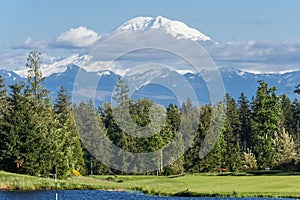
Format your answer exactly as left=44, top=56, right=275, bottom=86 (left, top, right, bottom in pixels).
left=0, top=190, right=292, bottom=200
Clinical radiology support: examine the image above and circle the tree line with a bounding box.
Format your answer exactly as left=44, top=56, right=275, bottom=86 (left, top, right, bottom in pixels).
left=0, top=51, right=300, bottom=177
left=0, top=52, right=84, bottom=177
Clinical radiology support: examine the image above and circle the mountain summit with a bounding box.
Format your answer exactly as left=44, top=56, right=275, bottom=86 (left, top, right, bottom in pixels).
left=13, top=16, right=212, bottom=78
left=116, top=16, right=212, bottom=41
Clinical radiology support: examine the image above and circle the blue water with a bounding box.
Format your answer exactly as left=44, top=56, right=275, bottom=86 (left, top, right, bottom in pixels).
left=0, top=190, right=293, bottom=200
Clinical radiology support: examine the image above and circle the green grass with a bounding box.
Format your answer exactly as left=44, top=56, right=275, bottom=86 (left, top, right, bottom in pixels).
left=1, top=171, right=300, bottom=197
left=172, top=174, right=300, bottom=197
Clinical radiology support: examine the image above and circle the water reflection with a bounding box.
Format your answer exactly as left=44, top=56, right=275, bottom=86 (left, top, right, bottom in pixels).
left=0, top=190, right=292, bottom=200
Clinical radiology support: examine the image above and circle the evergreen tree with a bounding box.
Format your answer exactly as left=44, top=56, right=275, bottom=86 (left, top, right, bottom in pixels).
left=111, top=79, right=131, bottom=173
left=0, top=51, right=57, bottom=176
left=199, top=132, right=226, bottom=172
left=113, top=78, right=129, bottom=105
left=1, top=82, right=55, bottom=176
left=24, top=51, right=56, bottom=176
left=163, top=103, right=184, bottom=175
left=180, top=98, right=200, bottom=148
left=0, top=75, right=7, bottom=120
left=180, top=99, right=202, bottom=173
left=162, top=127, right=184, bottom=175
left=252, top=80, right=281, bottom=169
left=0, top=75, right=8, bottom=166
left=280, top=94, right=294, bottom=136
left=110, top=78, right=131, bottom=143
left=292, top=99, right=300, bottom=155
left=238, top=92, right=253, bottom=151
left=54, top=86, right=85, bottom=176
left=75, top=101, right=112, bottom=175
left=223, top=93, right=242, bottom=171
left=197, top=103, right=226, bottom=172
left=0, top=83, right=25, bottom=172
left=130, top=99, right=151, bottom=126
left=26, top=51, right=47, bottom=101
left=167, top=103, right=181, bottom=132
left=184, top=105, right=210, bottom=172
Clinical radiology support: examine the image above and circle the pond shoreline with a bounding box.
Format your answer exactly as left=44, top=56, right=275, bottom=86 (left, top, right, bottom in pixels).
left=1, top=187, right=299, bottom=198
left=2, top=190, right=294, bottom=200
left=1, top=171, right=300, bottom=198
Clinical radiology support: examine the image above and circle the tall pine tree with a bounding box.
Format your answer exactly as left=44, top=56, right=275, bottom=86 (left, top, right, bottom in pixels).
left=292, top=99, right=300, bottom=155
left=238, top=92, right=253, bottom=151
left=0, top=76, right=8, bottom=167
left=1, top=51, right=57, bottom=176
left=54, top=86, right=85, bottom=176
left=252, top=80, right=281, bottom=169
left=280, top=94, right=294, bottom=136
left=223, top=93, right=242, bottom=171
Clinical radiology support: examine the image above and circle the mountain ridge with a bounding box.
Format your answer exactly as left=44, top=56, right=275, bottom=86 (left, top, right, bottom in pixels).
left=9, top=16, right=296, bottom=78
left=1, top=66, right=299, bottom=107
left=0, top=16, right=298, bottom=106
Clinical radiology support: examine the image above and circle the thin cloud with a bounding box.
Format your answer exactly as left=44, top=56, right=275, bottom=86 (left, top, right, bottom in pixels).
left=202, top=39, right=300, bottom=73
left=242, top=18, right=270, bottom=25
left=2, top=29, right=300, bottom=75
left=0, top=52, right=28, bottom=71
left=11, top=37, right=47, bottom=49
left=53, top=26, right=100, bottom=48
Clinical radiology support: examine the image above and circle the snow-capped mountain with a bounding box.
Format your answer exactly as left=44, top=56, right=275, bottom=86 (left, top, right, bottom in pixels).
left=0, top=16, right=299, bottom=106
left=14, top=16, right=212, bottom=77
left=14, top=54, right=88, bottom=78
left=1, top=66, right=299, bottom=107
left=10, top=16, right=213, bottom=79
left=0, top=69, right=26, bottom=86
left=116, top=16, right=211, bottom=41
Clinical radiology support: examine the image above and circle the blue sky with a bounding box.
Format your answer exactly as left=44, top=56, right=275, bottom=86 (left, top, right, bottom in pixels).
left=0, top=0, right=300, bottom=73
left=1, top=0, right=300, bottom=46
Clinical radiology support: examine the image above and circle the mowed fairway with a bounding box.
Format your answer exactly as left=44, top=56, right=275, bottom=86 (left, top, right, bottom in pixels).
left=171, top=174, right=300, bottom=197
left=1, top=171, right=300, bottom=197
left=68, top=174, right=300, bottom=197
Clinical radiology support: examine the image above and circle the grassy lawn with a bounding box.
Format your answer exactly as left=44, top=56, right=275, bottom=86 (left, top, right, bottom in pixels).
left=1, top=171, right=300, bottom=197
left=172, top=174, right=300, bottom=197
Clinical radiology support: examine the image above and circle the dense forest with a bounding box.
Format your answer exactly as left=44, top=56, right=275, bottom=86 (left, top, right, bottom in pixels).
left=0, top=51, right=300, bottom=177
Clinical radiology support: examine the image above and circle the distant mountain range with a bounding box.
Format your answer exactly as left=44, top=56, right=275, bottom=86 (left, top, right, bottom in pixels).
left=1, top=16, right=299, bottom=106
left=1, top=65, right=299, bottom=107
